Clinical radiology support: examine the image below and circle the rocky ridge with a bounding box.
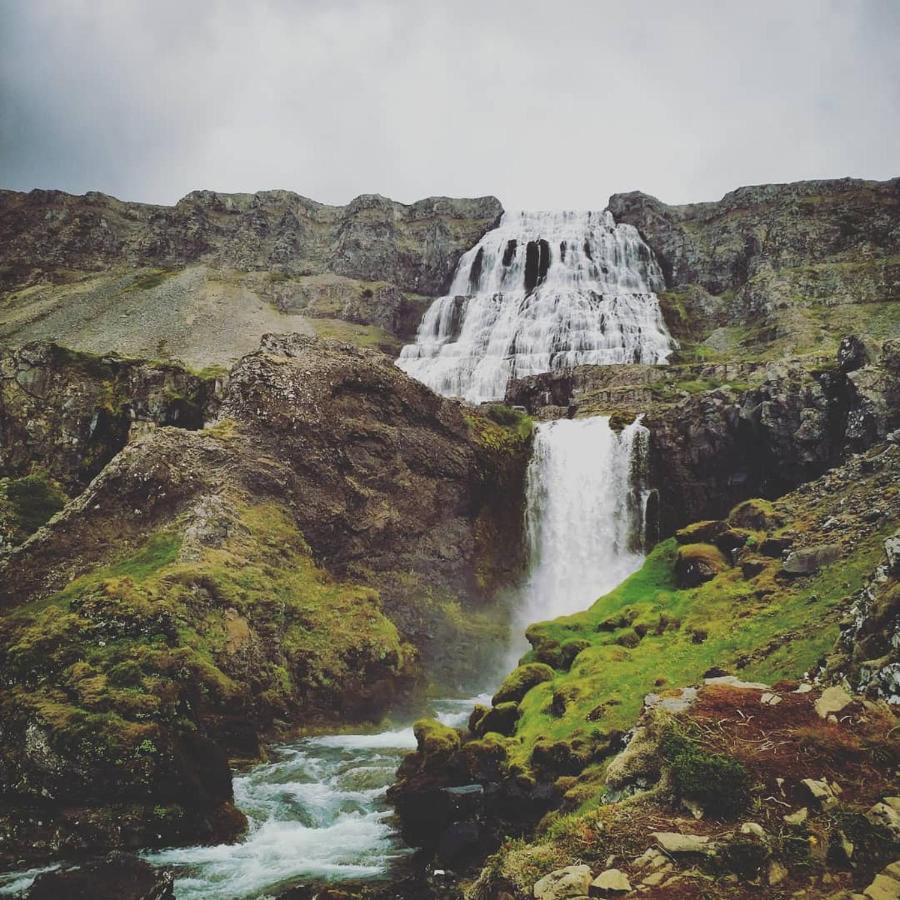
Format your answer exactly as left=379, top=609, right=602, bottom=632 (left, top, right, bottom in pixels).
left=0, top=333, right=532, bottom=862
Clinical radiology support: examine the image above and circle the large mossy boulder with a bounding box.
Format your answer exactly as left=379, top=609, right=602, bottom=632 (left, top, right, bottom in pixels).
left=413, top=718, right=462, bottom=768
left=675, top=519, right=728, bottom=545
left=492, top=663, right=555, bottom=705
left=728, top=498, right=783, bottom=531
left=675, top=542, right=729, bottom=587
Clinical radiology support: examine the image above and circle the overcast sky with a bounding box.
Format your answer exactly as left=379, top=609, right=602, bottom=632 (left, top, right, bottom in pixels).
left=1, top=0, right=898, bottom=211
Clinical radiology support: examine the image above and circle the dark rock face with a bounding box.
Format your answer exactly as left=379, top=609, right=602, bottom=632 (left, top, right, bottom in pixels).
left=509, top=342, right=900, bottom=536
left=26, top=853, right=174, bottom=900
left=0, top=341, right=223, bottom=490
left=0, top=189, right=503, bottom=296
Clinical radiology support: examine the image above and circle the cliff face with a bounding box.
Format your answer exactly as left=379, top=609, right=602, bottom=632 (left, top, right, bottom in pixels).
left=0, top=189, right=503, bottom=296
left=0, top=334, right=531, bottom=861
left=0, top=342, right=223, bottom=490
left=608, top=177, right=900, bottom=360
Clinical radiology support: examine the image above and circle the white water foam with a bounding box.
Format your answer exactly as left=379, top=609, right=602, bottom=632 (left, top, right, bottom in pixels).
left=397, top=209, right=673, bottom=402
left=514, top=415, right=649, bottom=639
left=141, top=696, right=488, bottom=900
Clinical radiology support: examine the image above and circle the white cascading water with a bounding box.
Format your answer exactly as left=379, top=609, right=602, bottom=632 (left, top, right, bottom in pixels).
left=396, top=210, right=673, bottom=403
left=513, top=416, right=650, bottom=639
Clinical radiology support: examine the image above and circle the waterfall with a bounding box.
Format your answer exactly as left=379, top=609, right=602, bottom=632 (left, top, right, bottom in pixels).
left=515, top=416, right=649, bottom=631
left=397, top=210, right=673, bottom=403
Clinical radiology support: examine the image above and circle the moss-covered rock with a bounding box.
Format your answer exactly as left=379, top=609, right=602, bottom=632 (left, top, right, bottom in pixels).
left=728, top=498, right=783, bottom=531
left=675, top=542, right=729, bottom=587
left=413, top=719, right=462, bottom=764
left=675, top=519, right=727, bottom=545
left=473, top=702, right=521, bottom=737
left=492, top=663, right=555, bottom=705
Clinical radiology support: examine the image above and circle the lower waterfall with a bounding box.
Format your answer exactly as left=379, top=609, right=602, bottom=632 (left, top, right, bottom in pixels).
left=513, top=415, right=649, bottom=640
left=0, top=415, right=653, bottom=900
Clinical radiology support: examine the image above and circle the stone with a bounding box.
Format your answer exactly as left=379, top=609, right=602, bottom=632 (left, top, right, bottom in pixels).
left=768, top=860, right=789, bottom=886
left=26, top=853, right=175, bottom=900
left=864, top=874, right=900, bottom=900
left=533, top=865, right=593, bottom=900
left=784, top=807, right=809, bottom=826
left=839, top=335, right=872, bottom=373
left=651, top=832, right=713, bottom=855
left=782, top=544, right=841, bottom=576
left=740, top=822, right=766, bottom=838
left=641, top=868, right=671, bottom=887
left=760, top=692, right=782, bottom=706
left=705, top=675, right=769, bottom=691
left=589, top=869, right=632, bottom=894
left=815, top=685, right=854, bottom=718
left=801, top=778, right=838, bottom=809
left=866, top=801, right=900, bottom=838
left=885, top=532, right=900, bottom=577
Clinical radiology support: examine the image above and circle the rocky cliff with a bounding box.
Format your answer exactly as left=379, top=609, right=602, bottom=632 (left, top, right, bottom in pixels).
left=609, top=177, right=900, bottom=362
left=0, top=333, right=531, bottom=862
left=0, top=189, right=502, bottom=367
left=0, top=189, right=503, bottom=295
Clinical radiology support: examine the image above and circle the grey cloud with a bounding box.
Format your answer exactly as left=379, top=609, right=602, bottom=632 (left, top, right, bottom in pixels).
left=0, top=0, right=897, bottom=211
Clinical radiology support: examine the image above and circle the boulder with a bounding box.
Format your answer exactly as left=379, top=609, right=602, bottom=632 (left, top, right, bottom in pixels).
left=474, top=702, right=521, bottom=737
left=493, top=663, right=555, bottom=705
left=728, top=498, right=783, bottom=531
left=533, top=864, right=592, bottom=900
left=590, top=868, right=632, bottom=894
left=675, top=543, right=729, bottom=587
left=885, top=531, right=900, bottom=577
left=651, top=831, right=714, bottom=855
left=815, top=685, right=854, bottom=719
left=26, top=853, right=174, bottom=900
left=838, top=335, right=872, bottom=373
left=782, top=544, right=841, bottom=576
left=675, top=519, right=727, bottom=544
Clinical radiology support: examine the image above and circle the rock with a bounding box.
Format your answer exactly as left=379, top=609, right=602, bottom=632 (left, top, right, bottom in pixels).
left=839, top=335, right=872, bottom=373
left=866, top=801, right=900, bottom=838
left=473, top=702, right=521, bottom=737
left=705, top=675, right=770, bottom=691
left=815, top=685, right=854, bottom=718
left=590, top=869, right=631, bottom=894
left=800, top=779, right=839, bottom=809
left=493, top=663, right=555, bottom=705
left=782, top=544, right=841, bottom=576
left=740, top=822, right=766, bottom=838
left=760, top=692, right=782, bottom=706
left=0, top=188, right=503, bottom=298
left=533, top=864, right=592, bottom=900
left=863, top=868, right=900, bottom=900
left=675, top=519, right=727, bottom=544
left=783, top=807, right=809, bottom=826
left=768, top=860, right=789, bottom=886
left=26, top=853, right=175, bottom=900
left=651, top=831, right=713, bottom=855
left=675, top=542, right=729, bottom=587
left=729, top=498, right=784, bottom=531
left=885, top=532, right=900, bottom=577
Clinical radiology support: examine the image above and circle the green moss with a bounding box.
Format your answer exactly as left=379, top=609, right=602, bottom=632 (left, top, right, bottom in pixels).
left=309, top=318, right=401, bottom=354
left=505, top=520, right=890, bottom=771
left=728, top=497, right=782, bottom=530
left=1, top=471, right=67, bottom=536
left=661, top=728, right=751, bottom=817
left=414, top=718, right=461, bottom=757
left=493, top=663, right=555, bottom=704
left=130, top=269, right=173, bottom=291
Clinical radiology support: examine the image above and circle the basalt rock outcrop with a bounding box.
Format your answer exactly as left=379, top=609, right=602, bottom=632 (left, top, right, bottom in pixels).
left=0, top=333, right=531, bottom=863
left=0, top=189, right=503, bottom=296
left=0, top=341, right=223, bottom=491
left=608, top=178, right=900, bottom=354
left=507, top=339, right=900, bottom=535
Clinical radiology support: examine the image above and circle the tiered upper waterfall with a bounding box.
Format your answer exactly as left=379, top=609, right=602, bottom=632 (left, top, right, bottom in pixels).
left=396, top=210, right=673, bottom=402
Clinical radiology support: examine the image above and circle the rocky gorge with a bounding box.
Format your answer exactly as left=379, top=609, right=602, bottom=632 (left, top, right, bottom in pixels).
left=0, top=176, right=897, bottom=899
